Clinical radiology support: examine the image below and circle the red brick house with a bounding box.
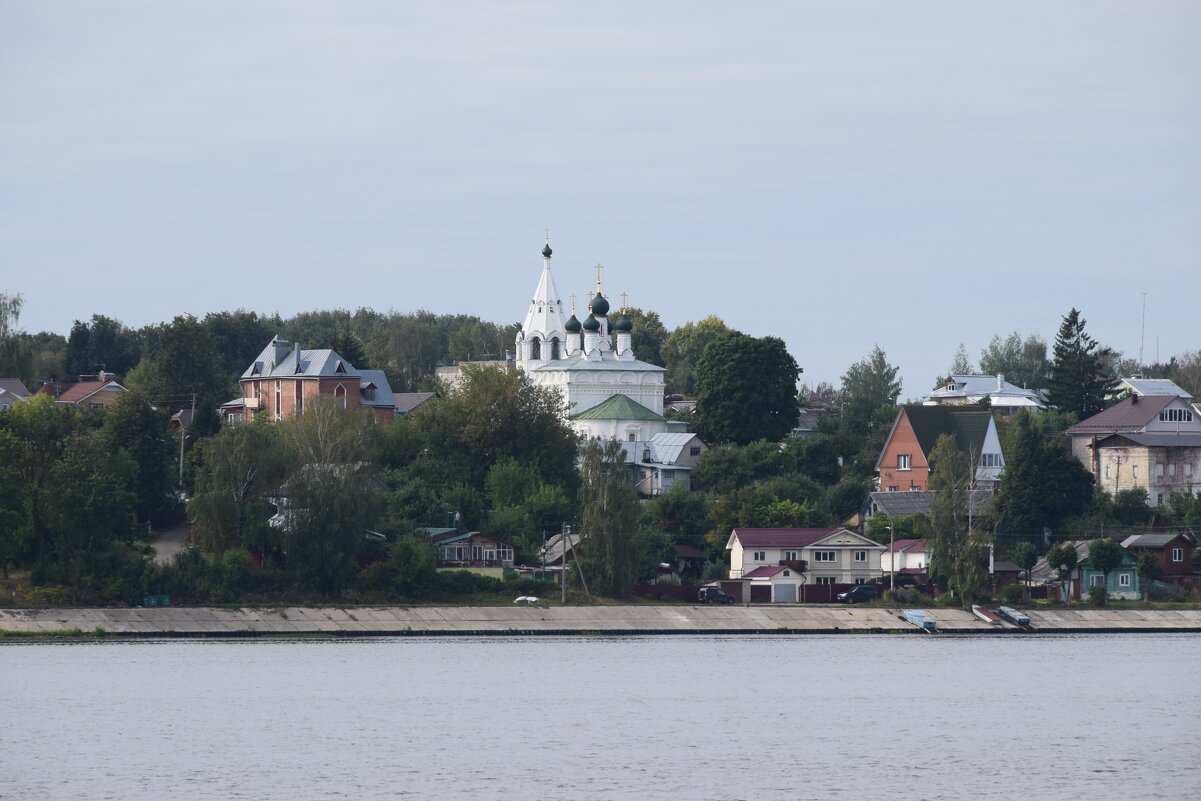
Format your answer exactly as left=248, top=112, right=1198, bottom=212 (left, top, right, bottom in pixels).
left=875, top=405, right=1004, bottom=492
left=221, top=336, right=396, bottom=423
left=37, top=372, right=128, bottom=409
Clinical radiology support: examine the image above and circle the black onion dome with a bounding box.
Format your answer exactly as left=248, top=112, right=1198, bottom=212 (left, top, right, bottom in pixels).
left=615, top=313, right=632, bottom=332
left=542, top=243, right=553, bottom=257
left=582, top=313, right=601, bottom=332
left=589, top=291, right=610, bottom=316
left=565, top=314, right=581, bottom=332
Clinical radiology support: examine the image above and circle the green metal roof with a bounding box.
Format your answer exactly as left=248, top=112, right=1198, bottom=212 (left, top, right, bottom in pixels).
left=572, top=393, right=664, bottom=421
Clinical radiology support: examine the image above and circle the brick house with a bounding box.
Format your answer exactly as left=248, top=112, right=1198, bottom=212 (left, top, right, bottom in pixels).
left=875, top=405, right=1004, bottom=492
left=221, top=336, right=396, bottom=423
left=1065, top=395, right=1201, bottom=506
left=37, top=372, right=128, bottom=409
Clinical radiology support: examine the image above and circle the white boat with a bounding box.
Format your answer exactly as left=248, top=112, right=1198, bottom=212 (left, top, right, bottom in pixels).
left=972, top=605, right=1003, bottom=626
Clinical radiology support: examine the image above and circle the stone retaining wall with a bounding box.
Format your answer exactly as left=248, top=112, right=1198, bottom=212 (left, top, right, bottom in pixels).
left=3, top=605, right=1201, bottom=636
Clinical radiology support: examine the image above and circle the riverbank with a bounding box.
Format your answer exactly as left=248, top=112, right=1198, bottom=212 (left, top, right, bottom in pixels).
left=3, top=604, right=1201, bottom=637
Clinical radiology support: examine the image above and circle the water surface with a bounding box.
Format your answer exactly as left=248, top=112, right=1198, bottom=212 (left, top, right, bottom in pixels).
left=4, top=634, right=1196, bottom=800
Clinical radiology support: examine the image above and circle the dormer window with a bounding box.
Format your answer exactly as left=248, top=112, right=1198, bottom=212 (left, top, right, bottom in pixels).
left=335, top=361, right=347, bottom=374
left=1160, top=408, right=1193, bottom=423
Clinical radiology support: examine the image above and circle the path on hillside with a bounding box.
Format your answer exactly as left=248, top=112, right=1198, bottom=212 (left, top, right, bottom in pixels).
left=151, top=523, right=191, bottom=565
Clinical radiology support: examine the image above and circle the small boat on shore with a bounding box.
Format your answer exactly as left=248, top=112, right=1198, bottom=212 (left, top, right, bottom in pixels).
left=903, top=609, right=937, bottom=631
left=998, top=606, right=1031, bottom=627
left=972, top=605, right=1003, bottom=626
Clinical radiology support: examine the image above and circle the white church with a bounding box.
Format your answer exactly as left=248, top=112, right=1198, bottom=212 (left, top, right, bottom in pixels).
left=514, top=240, right=707, bottom=496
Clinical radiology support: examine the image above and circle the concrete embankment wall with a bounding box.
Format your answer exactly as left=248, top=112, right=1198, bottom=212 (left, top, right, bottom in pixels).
left=3, top=605, right=1201, bottom=636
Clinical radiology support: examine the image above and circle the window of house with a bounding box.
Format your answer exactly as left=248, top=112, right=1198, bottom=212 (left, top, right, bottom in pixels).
left=815, top=576, right=836, bottom=585
left=295, top=381, right=303, bottom=414
left=275, top=381, right=282, bottom=420
left=1169, top=464, right=1177, bottom=477
left=784, top=551, right=799, bottom=561
left=551, top=337, right=561, bottom=360
left=690, top=446, right=701, bottom=456
left=783, top=570, right=790, bottom=577
left=1105, top=465, right=1111, bottom=479
left=1158, top=494, right=1165, bottom=506
left=628, top=433, right=636, bottom=442
left=228, top=413, right=245, bottom=423
left=530, top=337, right=541, bottom=360
left=887, top=486, right=899, bottom=492
left=1090, top=575, right=1105, bottom=587
left=753, top=551, right=766, bottom=561
left=1119, top=573, right=1131, bottom=587
left=1157, top=463, right=1165, bottom=477
left=854, top=550, right=867, bottom=562
left=362, top=387, right=375, bottom=402
left=813, top=551, right=836, bottom=562
left=1159, top=408, right=1194, bottom=423
left=1132, top=464, right=1138, bottom=479
left=1186, top=464, right=1194, bottom=477
left=334, top=384, right=347, bottom=410
left=980, top=453, right=1002, bottom=468
left=897, top=454, right=911, bottom=470
left=1172, top=548, right=1183, bottom=562
left=855, top=578, right=867, bottom=585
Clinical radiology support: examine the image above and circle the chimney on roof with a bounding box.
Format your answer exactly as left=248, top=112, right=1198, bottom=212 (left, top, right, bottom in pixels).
left=1131, top=394, right=1139, bottom=404
left=997, top=374, right=1004, bottom=391
left=271, top=337, right=291, bottom=369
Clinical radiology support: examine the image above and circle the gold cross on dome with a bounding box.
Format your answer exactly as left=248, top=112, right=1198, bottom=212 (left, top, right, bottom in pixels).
left=569, top=293, right=577, bottom=314
left=594, top=263, right=604, bottom=289
left=621, top=291, right=629, bottom=311
left=544, top=227, right=550, bottom=243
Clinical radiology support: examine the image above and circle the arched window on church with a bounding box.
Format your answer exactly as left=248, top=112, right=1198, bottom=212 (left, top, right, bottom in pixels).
left=551, top=337, right=560, bottom=360
left=334, top=384, right=347, bottom=410
left=531, top=337, right=541, bottom=360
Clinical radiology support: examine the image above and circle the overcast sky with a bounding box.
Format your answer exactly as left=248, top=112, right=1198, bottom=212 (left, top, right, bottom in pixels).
left=2, top=1, right=1198, bottom=397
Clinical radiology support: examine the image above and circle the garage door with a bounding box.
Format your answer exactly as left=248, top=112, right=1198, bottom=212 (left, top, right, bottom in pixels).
left=774, top=583, right=796, bottom=603
left=750, top=585, right=771, bottom=602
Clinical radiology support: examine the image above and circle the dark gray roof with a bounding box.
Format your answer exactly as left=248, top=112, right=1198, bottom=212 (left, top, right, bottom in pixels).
left=0, top=378, right=31, bottom=397
left=869, top=490, right=995, bottom=518
left=1097, top=433, right=1201, bottom=448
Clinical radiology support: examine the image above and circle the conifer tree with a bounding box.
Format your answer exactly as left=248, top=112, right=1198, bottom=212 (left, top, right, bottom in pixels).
left=1046, top=309, right=1116, bottom=419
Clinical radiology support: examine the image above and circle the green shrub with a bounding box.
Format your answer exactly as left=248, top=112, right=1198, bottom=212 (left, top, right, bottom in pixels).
left=1000, top=584, right=1024, bottom=604
left=884, top=588, right=926, bottom=606
left=1088, top=585, right=1108, bottom=605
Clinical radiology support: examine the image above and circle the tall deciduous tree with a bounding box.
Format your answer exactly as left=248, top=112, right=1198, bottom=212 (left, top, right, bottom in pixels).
left=579, top=437, right=641, bottom=597
left=1086, top=538, right=1123, bottom=605
left=0, top=291, right=32, bottom=381
left=992, top=411, right=1094, bottom=541
left=926, top=434, right=988, bottom=605
left=1046, top=309, right=1116, bottom=418
left=1046, top=542, right=1079, bottom=601
left=694, top=332, right=800, bottom=445
left=189, top=420, right=285, bottom=556
left=100, top=389, right=173, bottom=521
left=661, top=316, right=732, bottom=396
left=979, top=332, right=1050, bottom=389
left=838, top=346, right=901, bottom=434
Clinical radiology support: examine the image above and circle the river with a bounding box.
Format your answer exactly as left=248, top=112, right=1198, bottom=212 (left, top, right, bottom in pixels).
left=4, top=634, right=1197, bottom=800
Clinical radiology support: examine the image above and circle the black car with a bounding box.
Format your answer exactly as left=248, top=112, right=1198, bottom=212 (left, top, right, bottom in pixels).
left=698, top=587, right=735, bottom=604
left=836, top=585, right=879, bottom=604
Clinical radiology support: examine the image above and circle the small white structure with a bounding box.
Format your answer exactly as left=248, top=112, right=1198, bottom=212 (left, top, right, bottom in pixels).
left=924, top=374, right=1045, bottom=415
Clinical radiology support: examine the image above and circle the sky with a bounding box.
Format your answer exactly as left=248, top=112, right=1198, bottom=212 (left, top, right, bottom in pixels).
left=2, top=1, right=1198, bottom=398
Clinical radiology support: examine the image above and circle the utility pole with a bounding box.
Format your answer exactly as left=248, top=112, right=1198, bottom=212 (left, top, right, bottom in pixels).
left=888, top=522, right=895, bottom=593
left=560, top=523, right=568, bottom=604
left=1139, top=291, right=1148, bottom=367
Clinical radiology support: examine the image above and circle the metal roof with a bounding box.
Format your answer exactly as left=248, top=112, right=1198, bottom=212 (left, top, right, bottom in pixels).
left=572, top=394, right=664, bottom=421
left=1066, top=395, right=1176, bottom=434
left=1117, top=378, right=1192, bottom=399
left=869, top=490, right=995, bottom=519
left=1095, top=432, right=1201, bottom=448
left=394, top=392, right=436, bottom=413
left=528, top=352, right=665, bottom=373
left=0, top=378, right=30, bottom=397
left=1121, top=532, right=1194, bottom=549
left=728, top=528, right=872, bottom=549
left=743, top=565, right=790, bottom=578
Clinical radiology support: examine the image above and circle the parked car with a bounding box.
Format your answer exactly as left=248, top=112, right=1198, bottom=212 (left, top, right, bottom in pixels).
left=837, top=585, right=879, bottom=604
left=697, top=587, right=735, bottom=604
